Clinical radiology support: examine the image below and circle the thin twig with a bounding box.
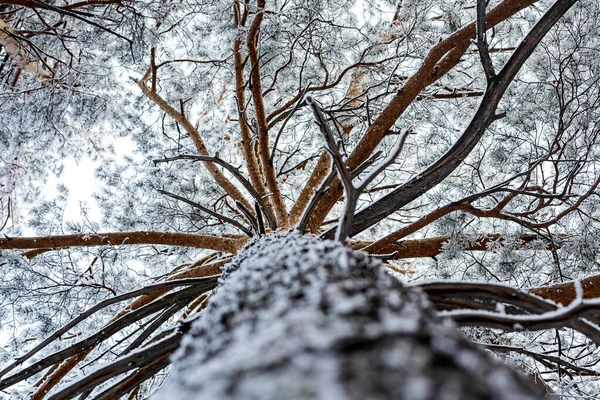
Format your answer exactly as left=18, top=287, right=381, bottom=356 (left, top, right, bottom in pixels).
left=154, top=155, right=277, bottom=230
left=157, top=189, right=253, bottom=237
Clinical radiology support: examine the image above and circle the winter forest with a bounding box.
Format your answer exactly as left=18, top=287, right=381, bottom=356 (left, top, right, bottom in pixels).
left=0, top=0, right=600, bottom=398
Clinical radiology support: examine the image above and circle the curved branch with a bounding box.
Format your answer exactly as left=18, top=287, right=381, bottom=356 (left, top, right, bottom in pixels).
left=0, top=277, right=217, bottom=379
left=138, top=73, right=253, bottom=211
left=157, top=189, right=253, bottom=237
left=153, top=155, right=277, bottom=230
left=0, top=285, right=207, bottom=391
left=307, top=0, right=546, bottom=232
left=46, top=332, right=182, bottom=400
left=323, top=0, right=578, bottom=239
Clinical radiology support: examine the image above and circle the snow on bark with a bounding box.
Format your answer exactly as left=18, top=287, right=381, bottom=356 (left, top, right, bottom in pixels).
left=156, top=232, right=542, bottom=399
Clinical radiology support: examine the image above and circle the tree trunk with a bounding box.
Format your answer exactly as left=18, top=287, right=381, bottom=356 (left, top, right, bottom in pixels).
left=157, top=233, right=543, bottom=399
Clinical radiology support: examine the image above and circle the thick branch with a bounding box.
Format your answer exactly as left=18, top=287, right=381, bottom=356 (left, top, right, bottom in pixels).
left=0, top=232, right=246, bottom=253
left=232, top=12, right=272, bottom=217
left=247, top=1, right=289, bottom=227
left=323, top=0, right=577, bottom=239
left=307, top=0, right=543, bottom=232
left=530, top=274, right=600, bottom=306
left=356, top=233, right=555, bottom=259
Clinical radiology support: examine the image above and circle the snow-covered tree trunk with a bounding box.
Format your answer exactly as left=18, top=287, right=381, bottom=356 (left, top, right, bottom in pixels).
left=158, top=233, right=542, bottom=399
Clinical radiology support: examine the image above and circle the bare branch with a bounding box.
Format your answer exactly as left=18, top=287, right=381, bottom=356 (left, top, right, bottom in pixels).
left=154, top=154, right=277, bottom=230
left=0, top=232, right=246, bottom=253
left=476, top=0, right=496, bottom=82
left=157, top=189, right=253, bottom=237
left=324, top=0, right=578, bottom=239
left=0, top=277, right=217, bottom=379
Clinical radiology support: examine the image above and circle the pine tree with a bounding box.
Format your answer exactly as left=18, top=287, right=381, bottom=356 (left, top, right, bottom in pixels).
left=1, top=0, right=600, bottom=398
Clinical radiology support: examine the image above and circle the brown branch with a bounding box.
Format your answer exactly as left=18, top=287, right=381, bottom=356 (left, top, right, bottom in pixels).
left=530, top=275, right=600, bottom=306
left=233, top=4, right=272, bottom=220
left=447, top=299, right=600, bottom=343
left=306, top=0, right=543, bottom=232
left=5, top=285, right=206, bottom=395
left=476, top=0, right=496, bottom=82
left=247, top=0, right=289, bottom=228
left=138, top=72, right=253, bottom=211
left=363, top=202, right=469, bottom=254
left=357, top=233, right=555, bottom=259
left=87, top=353, right=172, bottom=400
left=0, top=231, right=246, bottom=253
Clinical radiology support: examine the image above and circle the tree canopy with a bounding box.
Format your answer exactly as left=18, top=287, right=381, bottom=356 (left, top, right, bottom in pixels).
left=1, top=0, right=600, bottom=398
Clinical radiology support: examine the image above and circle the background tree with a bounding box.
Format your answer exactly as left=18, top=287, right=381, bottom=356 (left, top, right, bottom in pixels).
left=1, top=0, right=600, bottom=398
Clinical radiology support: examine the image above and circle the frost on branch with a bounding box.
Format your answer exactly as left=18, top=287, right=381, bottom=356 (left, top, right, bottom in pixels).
left=157, top=233, right=542, bottom=399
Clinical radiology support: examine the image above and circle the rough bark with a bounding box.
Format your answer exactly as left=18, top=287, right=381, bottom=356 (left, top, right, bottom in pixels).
left=157, top=233, right=542, bottom=399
